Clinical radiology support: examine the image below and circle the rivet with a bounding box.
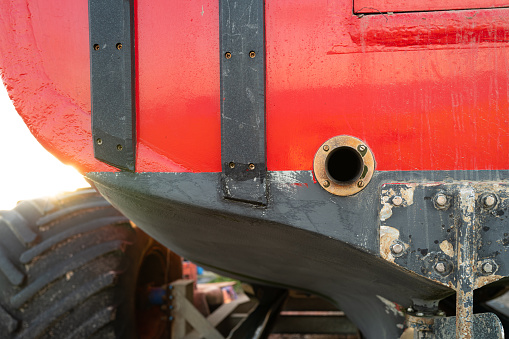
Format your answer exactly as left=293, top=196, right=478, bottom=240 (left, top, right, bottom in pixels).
left=435, top=193, right=448, bottom=208
left=483, top=262, right=494, bottom=274
left=225, top=52, right=232, bottom=59
left=357, top=180, right=364, bottom=188
left=249, top=163, right=255, bottom=170
left=323, top=145, right=330, bottom=152
left=484, top=194, right=496, bottom=208
left=323, top=180, right=330, bottom=188
left=117, top=144, right=123, bottom=151
left=435, top=262, right=446, bottom=273
left=93, top=44, right=100, bottom=51
left=96, top=138, right=102, bottom=145
left=116, top=43, right=122, bottom=50
left=391, top=243, right=404, bottom=255
left=229, top=162, right=235, bottom=169
left=392, top=196, right=403, bottom=206
left=249, top=51, right=256, bottom=58
left=358, top=145, right=366, bottom=152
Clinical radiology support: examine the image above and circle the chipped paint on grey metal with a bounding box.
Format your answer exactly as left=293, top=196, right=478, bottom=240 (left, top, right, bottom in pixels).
left=379, top=182, right=509, bottom=338
left=456, top=186, right=475, bottom=339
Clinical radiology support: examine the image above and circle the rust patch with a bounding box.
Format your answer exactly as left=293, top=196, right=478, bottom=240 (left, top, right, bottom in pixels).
left=440, top=240, right=454, bottom=258
left=474, top=275, right=504, bottom=289
left=400, top=185, right=415, bottom=206
left=380, top=203, right=393, bottom=222
left=380, top=225, right=407, bottom=263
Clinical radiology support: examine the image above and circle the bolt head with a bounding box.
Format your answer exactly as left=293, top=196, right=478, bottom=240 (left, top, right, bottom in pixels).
left=484, top=195, right=496, bottom=208
left=435, top=262, right=446, bottom=273
left=391, top=243, right=404, bottom=255
left=483, top=262, right=494, bottom=274
left=323, top=180, right=330, bottom=188
left=435, top=194, right=448, bottom=207
left=392, top=196, right=403, bottom=206
left=323, top=145, right=330, bottom=152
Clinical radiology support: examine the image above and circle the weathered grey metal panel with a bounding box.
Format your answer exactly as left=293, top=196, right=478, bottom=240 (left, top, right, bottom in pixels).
left=220, top=0, right=267, bottom=205
left=89, top=0, right=136, bottom=171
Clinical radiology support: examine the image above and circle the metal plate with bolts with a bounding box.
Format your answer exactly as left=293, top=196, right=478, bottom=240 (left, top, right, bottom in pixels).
left=89, top=0, right=136, bottom=172
left=380, top=182, right=509, bottom=338
left=313, top=135, right=375, bottom=196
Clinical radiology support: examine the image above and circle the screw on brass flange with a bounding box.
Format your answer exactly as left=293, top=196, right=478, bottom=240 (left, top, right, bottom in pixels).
left=323, top=145, right=330, bottom=152
left=358, top=145, right=366, bottom=152
left=323, top=180, right=330, bottom=188
left=225, top=52, right=232, bottom=59
left=357, top=180, right=364, bottom=188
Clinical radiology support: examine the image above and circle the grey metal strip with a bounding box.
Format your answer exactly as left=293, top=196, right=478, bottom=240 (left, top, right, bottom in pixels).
left=220, top=0, right=267, bottom=205
left=89, top=0, right=136, bottom=172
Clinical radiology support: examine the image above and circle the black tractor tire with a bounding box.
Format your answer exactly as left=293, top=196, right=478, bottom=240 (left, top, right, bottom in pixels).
left=0, top=188, right=177, bottom=339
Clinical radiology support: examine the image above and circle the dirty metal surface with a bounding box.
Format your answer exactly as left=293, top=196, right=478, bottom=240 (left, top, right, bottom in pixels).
left=89, top=0, right=136, bottom=171
left=220, top=0, right=267, bottom=205
left=433, top=313, right=504, bottom=339
left=380, top=182, right=509, bottom=337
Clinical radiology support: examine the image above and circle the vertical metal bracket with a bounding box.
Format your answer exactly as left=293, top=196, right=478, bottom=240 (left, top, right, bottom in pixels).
left=89, top=0, right=136, bottom=172
left=220, top=0, right=267, bottom=205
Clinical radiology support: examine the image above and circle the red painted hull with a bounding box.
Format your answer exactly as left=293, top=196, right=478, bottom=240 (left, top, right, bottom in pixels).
left=2, top=1, right=509, bottom=174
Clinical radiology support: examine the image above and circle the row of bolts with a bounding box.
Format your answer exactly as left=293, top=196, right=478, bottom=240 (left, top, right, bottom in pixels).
left=389, top=192, right=499, bottom=275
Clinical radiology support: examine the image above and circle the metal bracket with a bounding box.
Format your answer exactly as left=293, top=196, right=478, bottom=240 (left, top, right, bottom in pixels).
left=89, top=0, right=136, bottom=172
left=220, top=0, right=267, bottom=205
left=380, top=182, right=509, bottom=338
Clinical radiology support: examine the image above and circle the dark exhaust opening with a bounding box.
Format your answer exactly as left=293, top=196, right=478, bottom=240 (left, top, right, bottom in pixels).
left=326, top=147, right=363, bottom=184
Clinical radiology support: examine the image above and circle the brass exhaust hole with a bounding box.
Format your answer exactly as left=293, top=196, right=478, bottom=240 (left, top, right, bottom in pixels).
left=313, top=135, right=375, bottom=196
left=326, top=147, right=363, bottom=184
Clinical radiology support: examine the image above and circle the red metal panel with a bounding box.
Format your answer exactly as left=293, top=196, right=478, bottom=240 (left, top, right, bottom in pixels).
left=1, top=0, right=509, bottom=174
left=355, top=0, right=509, bottom=14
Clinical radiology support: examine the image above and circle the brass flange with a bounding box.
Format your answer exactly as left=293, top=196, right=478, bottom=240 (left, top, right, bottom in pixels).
left=313, top=135, right=375, bottom=196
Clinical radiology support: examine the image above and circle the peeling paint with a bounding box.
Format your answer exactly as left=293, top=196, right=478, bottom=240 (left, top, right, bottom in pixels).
left=440, top=240, right=454, bottom=258
left=400, top=185, right=416, bottom=206
left=474, top=275, right=504, bottom=289
left=380, top=225, right=402, bottom=262
left=380, top=203, right=393, bottom=222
